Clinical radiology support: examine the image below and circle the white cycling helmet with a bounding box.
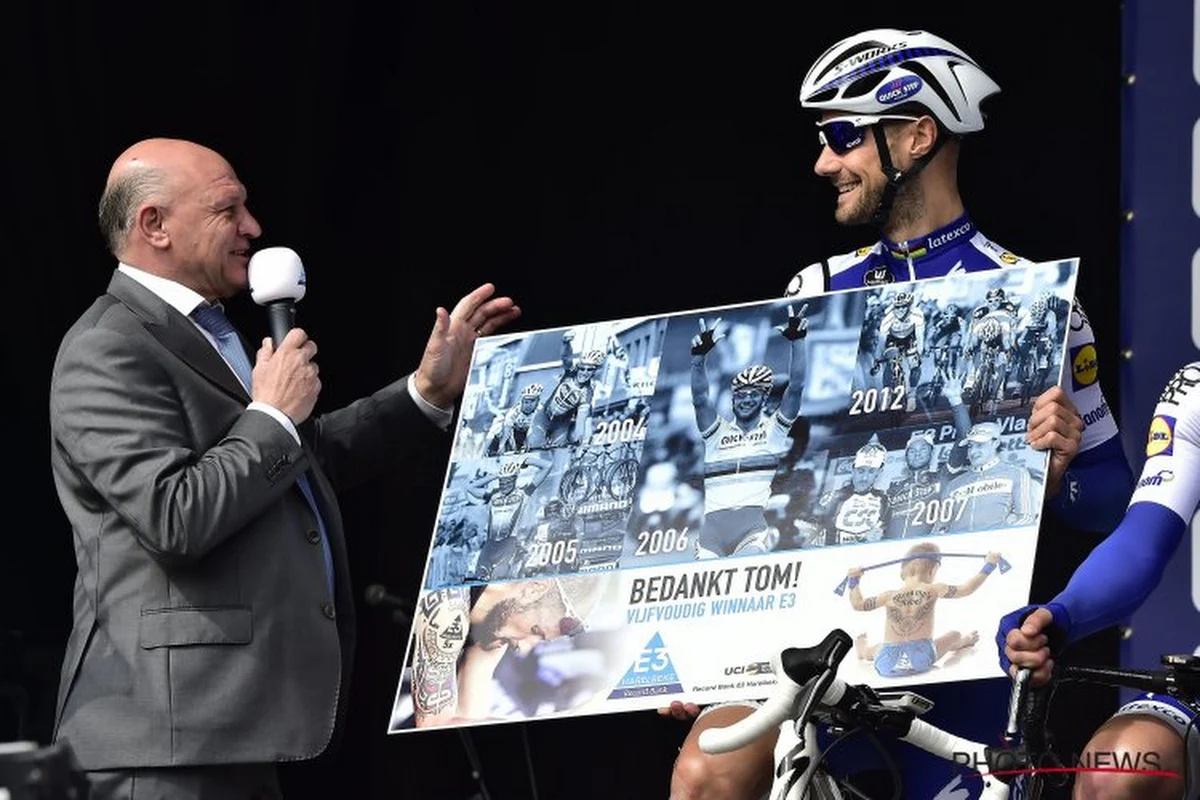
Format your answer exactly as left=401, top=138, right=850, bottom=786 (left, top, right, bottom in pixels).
left=732, top=364, right=774, bottom=393
left=800, top=28, right=1000, bottom=135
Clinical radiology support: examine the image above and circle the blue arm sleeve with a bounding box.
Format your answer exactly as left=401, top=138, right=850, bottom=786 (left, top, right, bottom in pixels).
left=1045, top=436, right=1135, bottom=533
left=1051, top=502, right=1186, bottom=642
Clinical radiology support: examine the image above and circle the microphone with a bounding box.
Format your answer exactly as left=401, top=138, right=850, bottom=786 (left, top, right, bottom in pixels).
left=248, top=246, right=307, bottom=347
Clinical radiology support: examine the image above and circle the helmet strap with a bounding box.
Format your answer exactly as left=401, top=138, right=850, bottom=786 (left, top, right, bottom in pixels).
left=867, top=123, right=952, bottom=228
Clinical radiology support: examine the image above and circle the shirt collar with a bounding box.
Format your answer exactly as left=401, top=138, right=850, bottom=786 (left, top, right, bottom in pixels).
left=881, top=213, right=976, bottom=262
left=117, top=263, right=212, bottom=317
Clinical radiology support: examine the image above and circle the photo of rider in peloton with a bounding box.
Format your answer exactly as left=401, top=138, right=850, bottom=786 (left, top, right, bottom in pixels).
left=870, top=290, right=925, bottom=413
left=846, top=542, right=1004, bottom=679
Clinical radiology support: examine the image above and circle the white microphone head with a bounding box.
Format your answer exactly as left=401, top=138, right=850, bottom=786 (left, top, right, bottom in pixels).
left=248, top=246, right=307, bottom=304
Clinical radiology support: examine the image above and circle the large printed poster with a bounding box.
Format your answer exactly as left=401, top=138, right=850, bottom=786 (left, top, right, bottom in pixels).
left=389, top=259, right=1079, bottom=732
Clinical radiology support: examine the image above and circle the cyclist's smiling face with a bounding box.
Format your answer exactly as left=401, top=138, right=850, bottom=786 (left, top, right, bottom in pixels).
left=967, top=438, right=1000, bottom=466
left=905, top=441, right=932, bottom=470
left=732, top=388, right=766, bottom=419
left=813, top=113, right=895, bottom=226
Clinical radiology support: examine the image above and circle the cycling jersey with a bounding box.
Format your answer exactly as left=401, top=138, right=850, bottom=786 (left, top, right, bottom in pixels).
left=1023, top=362, right=1200, bottom=646
left=817, top=485, right=891, bottom=545
left=486, top=404, right=535, bottom=455
left=700, top=413, right=794, bottom=514
left=943, top=458, right=1038, bottom=532
left=885, top=466, right=954, bottom=539
left=783, top=212, right=1133, bottom=532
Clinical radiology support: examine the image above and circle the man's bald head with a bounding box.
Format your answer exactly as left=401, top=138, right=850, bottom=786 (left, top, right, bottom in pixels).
left=96, top=138, right=259, bottom=300
left=98, top=138, right=228, bottom=258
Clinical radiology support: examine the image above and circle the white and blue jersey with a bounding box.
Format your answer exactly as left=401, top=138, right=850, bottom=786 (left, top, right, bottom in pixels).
left=784, top=213, right=1132, bottom=534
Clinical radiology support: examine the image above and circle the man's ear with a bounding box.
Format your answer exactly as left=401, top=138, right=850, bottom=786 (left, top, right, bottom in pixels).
left=909, top=116, right=940, bottom=160
left=135, top=204, right=170, bottom=249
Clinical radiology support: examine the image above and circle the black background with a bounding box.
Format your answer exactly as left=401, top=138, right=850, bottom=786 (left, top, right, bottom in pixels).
left=2, top=2, right=1124, bottom=798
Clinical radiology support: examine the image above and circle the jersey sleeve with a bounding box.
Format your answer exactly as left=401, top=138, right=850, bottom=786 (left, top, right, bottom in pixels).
left=1043, top=298, right=1134, bottom=531
left=1047, top=362, right=1200, bottom=642
left=784, top=262, right=828, bottom=298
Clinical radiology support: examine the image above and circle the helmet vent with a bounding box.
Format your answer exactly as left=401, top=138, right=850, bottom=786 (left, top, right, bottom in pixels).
left=903, top=62, right=961, bottom=122
left=842, top=72, right=885, bottom=100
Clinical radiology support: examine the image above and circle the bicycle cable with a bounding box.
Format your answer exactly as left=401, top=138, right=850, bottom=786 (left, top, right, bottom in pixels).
left=798, top=721, right=901, bottom=800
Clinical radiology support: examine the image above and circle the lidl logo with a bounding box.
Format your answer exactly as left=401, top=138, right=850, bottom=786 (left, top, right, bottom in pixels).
left=1146, top=415, right=1176, bottom=457
left=1070, top=344, right=1099, bottom=389
left=608, top=632, right=683, bottom=700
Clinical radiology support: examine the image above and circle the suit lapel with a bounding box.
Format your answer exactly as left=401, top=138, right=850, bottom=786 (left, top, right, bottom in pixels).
left=106, top=272, right=251, bottom=401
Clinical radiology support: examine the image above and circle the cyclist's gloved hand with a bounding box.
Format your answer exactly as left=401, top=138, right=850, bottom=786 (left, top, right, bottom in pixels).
left=776, top=303, right=809, bottom=341
left=691, top=317, right=724, bottom=355
left=996, top=602, right=1070, bottom=684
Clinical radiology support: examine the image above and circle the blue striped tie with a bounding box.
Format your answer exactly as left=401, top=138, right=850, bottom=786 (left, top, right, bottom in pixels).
left=191, top=303, right=336, bottom=599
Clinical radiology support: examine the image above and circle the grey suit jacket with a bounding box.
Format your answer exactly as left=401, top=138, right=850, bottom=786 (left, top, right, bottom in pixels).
left=49, top=271, right=445, bottom=769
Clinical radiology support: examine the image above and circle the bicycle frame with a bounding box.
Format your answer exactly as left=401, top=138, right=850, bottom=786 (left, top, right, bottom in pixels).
left=698, top=629, right=1031, bottom=800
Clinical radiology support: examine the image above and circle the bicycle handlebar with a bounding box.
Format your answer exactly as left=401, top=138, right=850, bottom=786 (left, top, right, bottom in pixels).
left=698, top=629, right=1034, bottom=800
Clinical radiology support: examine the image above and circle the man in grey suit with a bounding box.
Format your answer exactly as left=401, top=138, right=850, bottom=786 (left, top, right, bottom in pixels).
left=48, top=137, right=521, bottom=799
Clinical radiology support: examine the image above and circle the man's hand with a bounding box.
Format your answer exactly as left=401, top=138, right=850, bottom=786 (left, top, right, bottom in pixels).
left=656, top=700, right=701, bottom=721
left=1026, top=386, right=1083, bottom=498
left=776, top=303, right=809, bottom=341
left=941, top=369, right=964, bottom=406
left=414, top=283, right=521, bottom=409
left=691, top=317, right=724, bottom=356
left=986, top=551, right=1002, bottom=565
left=1000, top=606, right=1056, bottom=686
left=253, top=328, right=322, bottom=424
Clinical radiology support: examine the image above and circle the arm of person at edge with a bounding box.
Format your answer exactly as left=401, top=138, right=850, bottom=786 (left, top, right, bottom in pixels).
left=999, top=365, right=1200, bottom=685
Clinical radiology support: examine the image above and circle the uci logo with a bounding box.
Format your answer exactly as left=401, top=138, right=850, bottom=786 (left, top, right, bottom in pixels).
left=1070, top=344, right=1098, bottom=388
left=1146, top=415, right=1176, bottom=457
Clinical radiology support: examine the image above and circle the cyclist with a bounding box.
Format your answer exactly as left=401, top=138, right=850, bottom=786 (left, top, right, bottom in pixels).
left=1000, top=361, right=1200, bottom=799
left=884, top=377, right=971, bottom=540
left=689, top=305, right=808, bottom=559
left=964, top=290, right=1017, bottom=401
left=926, top=301, right=966, bottom=377
left=484, top=382, right=543, bottom=456
left=1015, top=293, right=1058, bottom=382
left=812, top=436, right=891, bottom=546
left=941, top=422, right=1038, bottom=533
left=870, top=290, right=925, bottom=411
left=465, top=454, right=553, bottom=582
left=527, top=331, right=605, bottom=449
left=667, top=27, right=1134, bottom=800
